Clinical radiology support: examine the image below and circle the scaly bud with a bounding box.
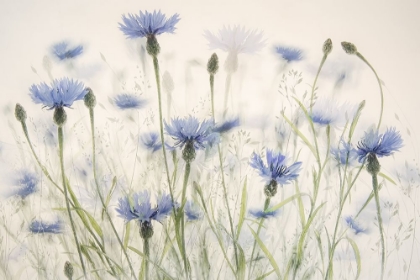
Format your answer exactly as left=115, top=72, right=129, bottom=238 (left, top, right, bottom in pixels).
left=83, top=88, right=96, bottom=109
left=15, top=103, right=27, bottom=122
left=323, top=38, right=333, bottom=55
left=53, top=107, right=67, bottom=127
left=341, top=41, right=358, bottom=55
left=207, top=53, right=219, bottom=75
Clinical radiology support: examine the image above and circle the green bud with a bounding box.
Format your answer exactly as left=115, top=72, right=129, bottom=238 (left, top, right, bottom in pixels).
left=182, top=140, right=196, bottom=163
left=140, top=221, right=154, bottom=239
left=15, top=103, right=27, bottom=123
left=207, top=53, right=219, bottom=75
left=264, top=179, right=278, bottom=198
left=146, top=35, right=161, bottom=57
left=341, top=41, right=358, bottom=55
left=53, top=107, right=67, bottom=127
left=323, top=38, right=333, bottom=55
left=64, top=261, right=73, bottom=279
left=366, top=153, right=381, bottom=175
left=83, top=88, right=96, bottom=109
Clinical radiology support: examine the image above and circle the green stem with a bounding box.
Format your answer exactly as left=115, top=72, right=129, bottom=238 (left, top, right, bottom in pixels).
left=143, top=238, right=150, bottom=280
left=310, top=54, right=327, bottom=115
left=210, top=74, right=215, bottom=117
left=355, top=52, right=384, bottom=130
left=88, top=108, right=136, bottom=279
left=58, top=127, right=86, bottom=277
left=372, top=173, right=385, bottom=280
left=248, top=197, right=270, bottom=279
left=180, top=162, right=191, bottom=279
left=223, top=74, right=232, bottom=117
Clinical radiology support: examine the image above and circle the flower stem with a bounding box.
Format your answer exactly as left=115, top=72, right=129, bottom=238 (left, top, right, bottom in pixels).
left=58, top=127, right=86, bottom=277
left=355, top=52, right=384, bottom=130
left=372, top=173, right=385, bottom=280
left=88, top=107, right=136, bottom=279
left=180, top=162, right=191, bottom=279
left=143, top=238, right=150, bottom=280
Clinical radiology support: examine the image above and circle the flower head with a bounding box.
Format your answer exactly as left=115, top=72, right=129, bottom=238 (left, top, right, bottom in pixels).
left=11, top=170, right=39, bottom=199
left=213, top=117, right=240, bottom=134
left=344, top=216, right=367, bottom=235
left=356, top=127, right=403, bottom=162
left=331, top=141, right=358, bottom=166
left=250, top=149, right=302, bottom=186
left=52, top=42, right=83, bottom=60
left=140, top=132, right=161, bottom=152
left=114, top=94, right=146, bottom=110
left=310, top=98, right=356, bottom=127
left=119, top=10, right=180, bottom=39
left=274, top=46, right=303, bottom=63
left=249, top=208, right=279, bottom=219
left=29, top=78, right=88, bottom=110
left=185, top=201, right=203, bottom=221
left=154, top=193, right=175, bottom=222
left=29, top=220, right=63, bottom=234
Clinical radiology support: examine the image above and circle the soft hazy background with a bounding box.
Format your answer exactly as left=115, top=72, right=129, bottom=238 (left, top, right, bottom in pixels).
left=1, top=0, right=419, bottom=279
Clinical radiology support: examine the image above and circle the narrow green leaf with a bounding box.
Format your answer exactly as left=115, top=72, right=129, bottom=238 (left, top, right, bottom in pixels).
left=123, top=222, right=130, bottom=250
left=128, top=246, right=175, bottom=279
left=236, top=243, right=246, bottom=280
left=102, top=176, right=117, bottom=220
left=282, top=113, right=316, bottom=157
left=236, top=177, right=248, bottom=237
left=344, top=237, right=361, bottom=279
left=266, top=193, right=309, bottom=213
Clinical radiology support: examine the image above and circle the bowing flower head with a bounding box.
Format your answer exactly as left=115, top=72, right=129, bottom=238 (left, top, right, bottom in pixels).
left=274, top=46, right=303, bottom=63
left=29, top=219, right=63, bottom=234
left=114, top=94, right=146, bottom=110
left=249, top=208, right=280, bottom=219
left=52, top=42, right=83, bottom=60
left=310, top=98, right=357, bottom=127
left=250, top=149, right=302, bottom=197
left=10, top=170, right=39, bottom=199
left=331, top=140, right=358, bottom=166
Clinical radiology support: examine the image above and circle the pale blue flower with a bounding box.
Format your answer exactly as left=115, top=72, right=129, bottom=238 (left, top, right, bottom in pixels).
left=250, top=149, right=302, bottom=185
left=119, top=10, right=180, bottom=39
left=249, top=208, right=279, bottom=219
left=356, top=127, right=403, bottom=162
left=154, top=193, right=175, bottom=222
left=52, top=42, right=83, bottom=60
left=331, top=141, right=358, bottom=165
left=344, top=216, right=367, bottom=235
left=164, top=116, right=217, bottom=150
left=29, top=220, right=63, bottom=234
left=310, top=98, right=356, bottom=127
left=29, top=78, right=88, bottom=110
left=140, top=132, right=161, bottom=152
left=12, top=170, right=38, bottom=199
left=213, top=117, right=240, bottom=134
left=185, top=201, right=203, bottom=221
left=274, top=46, right=303, bottom=62
left=114, top=94, right=146, bottom=110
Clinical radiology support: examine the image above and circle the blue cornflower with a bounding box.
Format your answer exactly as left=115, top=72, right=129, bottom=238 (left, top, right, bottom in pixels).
left=344, top=216, right=367, bottom=235
left=331, top=141, right=358, bottom=166
left=250, top=149, right=302, bottom=197
left=119, top=10, right=180, bottom=39
left=274, top=46, right=303, bottom=63
left=249, top=208, right=279, bottom=219
left=114, top=94, right=146, bottom=110
left=213, top=117, right=240, bottom=134
left=29, top=78, right=88, bottom=110
left=185, top=201, right=203, bottom=221
left=12, top=170, right=39, bottom=199
left=140, top=132, right=161, bottom=152
left=29, top=220, right=63, bottom=234
left=356, top=127, right=403, bottom=163
left=52, top=42, right=83, bottom=60
left=154, top=193, right=176, bottom=222
left=310, top=98, right=356, bottom=127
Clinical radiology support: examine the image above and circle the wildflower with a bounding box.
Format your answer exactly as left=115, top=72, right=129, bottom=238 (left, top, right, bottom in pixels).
left=52, top=42, right=83, bottom=60
left=330, top=141, right=358, bottom=166
left=250, top=149, right=302, bottom=197
left=204, top=25, right=265, bottom=73
left=119, top=10, right=180, bottom=56
left=154, top=193, right=176, bottom=222
left=64, top=261, right=74, bottom=279
left=141, top=132, right=162, bottom=152
left=185, top=201, right=203, bottom=221
left=114, top=94, right=146, bottom=110
left=310, top=98, right=357, bottom=127
left=344, top=216, right=367, bottom=234
left=213, top=117, right=240, bottom=134
left=249, top=208, right=279, bottom=219
left=164, top=116, right=217, bottom=162
left=29, top=219, right=63, bottom=234
left=29, top=78, right=88, bottom=110
left=274, top=46, right=303, bottom=63
left=356, top=127, right=403, bottom=163
left=11, top=170, right=39, bottom=199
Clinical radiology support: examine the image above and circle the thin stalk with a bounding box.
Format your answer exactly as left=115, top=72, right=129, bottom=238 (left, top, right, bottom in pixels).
left=58, top=127, right=86, bottom=277
left=88, top=108, right=136, bottom=279
left=372, top=173, right=385, bottom=280
left=309, top=54, right=327, bottom=115
left=180, top=162, right=191, bottom=279
left=209, top=70, right=239, bottom=272
left=223, top=74, right=232, bottom=117
left=355, top=52, right=384, bottom=130
left=143, top=238, right=150, bottom=280
left=248, top=197, right=270, bottom=279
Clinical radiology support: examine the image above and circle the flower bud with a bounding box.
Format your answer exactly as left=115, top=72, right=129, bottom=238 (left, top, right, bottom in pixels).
left=83, top=88, right=96, bottom=109
left=322, top=38, right=333, bottom=55
left=53, top=107, right=67, bottom=127
left=264, top=179, right=278, bottom=198
left=182, top=140, right=196, bottom=163
left=15, top=103, right=27, bottom=123
left=146, top=35, right=161, bottom=57
left=140, top=221, right=154, bottom=239
left=341, top=41, right=358, bottom=55
left=64, top=261, right=73, bottom=279
left=207, top=53, right=219, bottom=75
left=366, top=153, right=381, bottom=175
